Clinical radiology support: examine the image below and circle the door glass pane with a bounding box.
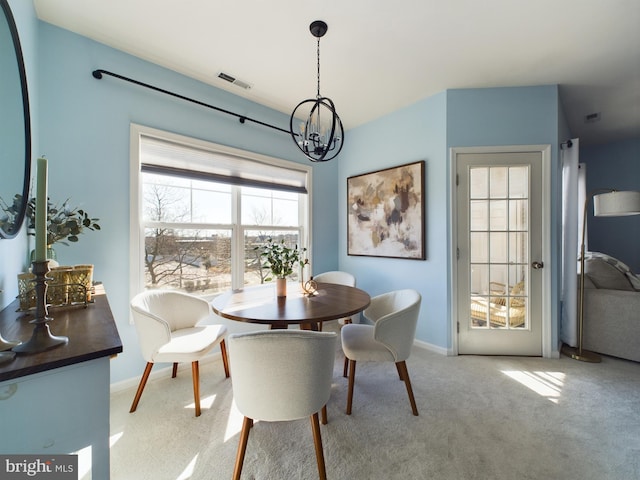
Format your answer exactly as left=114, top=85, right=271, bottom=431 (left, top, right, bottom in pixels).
left=469, top=165, right=530, bottom=330
left=489, top=167, right=508, bottom=198
left=470, top=200, right=488, bottom=230
left=489, top=200, right=507, bottom=230
left=508, top=271, right=527, bottom=329
left=509, top=232, right=528, bottom=264
left=470, top=167, right=488, bottom=199
left=489, top=232, right=507, bottom=263
left=509, top=166, right=528, bottom=198
left=490, top=264, right=508, bottom=289
left=470, top=232, right=488, bottom=263
left=509, top=199, right=528, bottom=230
left=470, top=264, right=488, bottom=295
left=508, top=252, right=528, bottom=329
left=509, top=265, right=527, bottom=293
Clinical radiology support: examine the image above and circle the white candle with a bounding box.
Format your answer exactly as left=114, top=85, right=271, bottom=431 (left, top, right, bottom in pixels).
left=34, top=157, right=48, bottom=262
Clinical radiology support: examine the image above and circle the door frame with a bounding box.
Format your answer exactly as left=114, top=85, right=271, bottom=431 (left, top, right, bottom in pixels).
left=449, top=145, right=553, bottom=357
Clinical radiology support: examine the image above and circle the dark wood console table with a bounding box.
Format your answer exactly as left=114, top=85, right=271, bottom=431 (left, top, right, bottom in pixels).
left=0, top=285, right=122, bottom=478
left=0, top=285, right=123, bottom=381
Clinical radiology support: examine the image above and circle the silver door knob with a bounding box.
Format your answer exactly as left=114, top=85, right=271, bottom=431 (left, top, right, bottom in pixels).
left=532, top=261, right=544, bottom=269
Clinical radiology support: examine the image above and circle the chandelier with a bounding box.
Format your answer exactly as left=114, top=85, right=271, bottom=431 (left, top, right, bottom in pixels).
left=289, top=20, right=344, bottom=162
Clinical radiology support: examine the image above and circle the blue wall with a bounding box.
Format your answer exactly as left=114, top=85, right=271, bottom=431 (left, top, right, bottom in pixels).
left=580, top=138, right=640, bottom=271
left=13, top=19, right=340, bottom=384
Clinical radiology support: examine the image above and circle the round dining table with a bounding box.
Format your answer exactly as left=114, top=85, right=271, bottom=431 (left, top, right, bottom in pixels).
left=211, top=281, right=371, bottom=330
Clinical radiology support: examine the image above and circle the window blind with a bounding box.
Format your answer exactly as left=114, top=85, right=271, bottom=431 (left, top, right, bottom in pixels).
left=140, top=135, right=308, bottom=193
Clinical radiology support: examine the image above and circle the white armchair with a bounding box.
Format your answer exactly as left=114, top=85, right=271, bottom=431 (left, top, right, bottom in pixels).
left=228, top=330, right=337, bottom=480
left=341, top=289, right=421, bottom=416
left=129, top=290, right=229, bottom=417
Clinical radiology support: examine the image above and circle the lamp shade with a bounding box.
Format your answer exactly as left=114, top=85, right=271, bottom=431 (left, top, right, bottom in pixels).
left=593, top=190, right=640, bottom=217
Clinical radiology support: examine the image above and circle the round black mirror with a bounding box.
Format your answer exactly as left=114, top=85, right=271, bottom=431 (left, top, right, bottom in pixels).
left=0, top=0, right=31, bottom=239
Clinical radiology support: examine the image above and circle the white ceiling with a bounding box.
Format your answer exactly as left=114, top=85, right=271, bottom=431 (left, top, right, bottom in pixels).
left=33, top=0, right=640, bottom=146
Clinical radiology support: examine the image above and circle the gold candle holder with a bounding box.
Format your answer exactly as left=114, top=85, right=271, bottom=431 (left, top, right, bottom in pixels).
left=48, top=267, right=72, bottom=306
left=69, top=264, right=93, bottom=304
left=18, top=272, right=37, bottom=311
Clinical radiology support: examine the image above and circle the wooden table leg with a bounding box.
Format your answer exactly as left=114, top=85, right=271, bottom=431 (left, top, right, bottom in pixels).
left=300, top=322, right=319, bottom=331
left=270, top=322, right=289, bottom=329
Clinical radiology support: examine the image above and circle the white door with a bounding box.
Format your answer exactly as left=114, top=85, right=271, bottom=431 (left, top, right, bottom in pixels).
left=456, top=150, right=545, bottom=356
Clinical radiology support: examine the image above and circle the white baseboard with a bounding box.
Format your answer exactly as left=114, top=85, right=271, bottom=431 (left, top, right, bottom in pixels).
left=413, top=338, right=449, bottom=356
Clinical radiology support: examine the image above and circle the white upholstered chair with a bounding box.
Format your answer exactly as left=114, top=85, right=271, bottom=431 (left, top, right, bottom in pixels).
left=312, top=270, right=357, bottom=376
left=129, top=290, right=229, bottom=417
left=312, top=271, right=357, bottom=327
left=228, top=330, right=337, bottom=480
left=341, top=289, right=421, bottom=416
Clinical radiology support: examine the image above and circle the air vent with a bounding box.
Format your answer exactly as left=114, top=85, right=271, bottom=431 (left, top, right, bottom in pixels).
left=217, top=72, right=252, bottom=90
left=584, top=112, right=601, bottom=123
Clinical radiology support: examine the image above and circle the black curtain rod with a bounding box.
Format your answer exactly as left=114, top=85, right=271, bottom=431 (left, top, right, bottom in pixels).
left=92, top=69, right=292, bottom=135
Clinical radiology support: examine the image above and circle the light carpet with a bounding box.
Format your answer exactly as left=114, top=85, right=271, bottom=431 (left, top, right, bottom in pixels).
left=110, top=327, right=640, bottom=480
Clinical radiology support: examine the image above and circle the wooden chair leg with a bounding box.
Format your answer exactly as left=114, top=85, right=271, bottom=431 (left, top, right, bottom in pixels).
left=130, top=362, right=153, bottom=413
left=232, top=417, right=253, bottom=480
left=172, top=362, right=178, bottom=378
left=310, top=412, right=327, bottom=480
left=342, top=319, right=352, bottom=377
left=346, top=360, right=356, bottom=415
left=397, top=361, right=419, bottom=416
left=395, top=362, right=403, bottom=380
left=220, top=339, right=230, bottom=378
left=321, top=405, right=328, bottom=425
left=192, top=361, right=201, bottom=417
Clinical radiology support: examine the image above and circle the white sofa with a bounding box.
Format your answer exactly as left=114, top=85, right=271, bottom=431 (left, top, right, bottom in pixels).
left=581, top=253, right=640, bottom=362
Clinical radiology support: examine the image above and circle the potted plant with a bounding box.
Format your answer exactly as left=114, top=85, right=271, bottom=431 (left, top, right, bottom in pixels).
left=255, top=237, right=307, bottom=297
left=25, top=196, right=100, bottom=262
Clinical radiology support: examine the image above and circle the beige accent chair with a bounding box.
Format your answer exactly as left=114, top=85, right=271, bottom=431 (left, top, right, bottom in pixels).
left=341, top=289, right=421, bottom=416
left=129, top=290, right=229, bottom=417
left=228, top=330, right=337, bottom=480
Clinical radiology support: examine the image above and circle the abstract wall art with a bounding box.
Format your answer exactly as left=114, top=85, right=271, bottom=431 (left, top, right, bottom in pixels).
left=347, top=160, right=425, bottom=259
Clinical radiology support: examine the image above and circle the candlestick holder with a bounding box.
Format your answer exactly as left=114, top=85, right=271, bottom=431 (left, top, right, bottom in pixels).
left=0, top=334, right=21, bottom=351
left=0, top=333, right=21, bottom=351
left=12, top=260, right=68, bottom=354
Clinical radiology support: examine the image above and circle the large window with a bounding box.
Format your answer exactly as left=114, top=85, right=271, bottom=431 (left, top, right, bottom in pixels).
left=130, top=125, right=311, bottom=298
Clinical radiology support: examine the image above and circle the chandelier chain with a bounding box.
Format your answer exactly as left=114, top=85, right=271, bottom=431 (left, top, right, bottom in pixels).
left=316, top=37, right=321, bottom=98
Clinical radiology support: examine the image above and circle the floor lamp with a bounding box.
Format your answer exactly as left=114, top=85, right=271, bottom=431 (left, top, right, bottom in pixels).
left=563, top=189, right=640, bottom=362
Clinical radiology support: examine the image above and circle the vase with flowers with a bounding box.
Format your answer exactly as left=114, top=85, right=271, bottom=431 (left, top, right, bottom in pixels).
left=25, top=196, right=100, bottom=264
left=255, top=237, right=307, bottom=297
